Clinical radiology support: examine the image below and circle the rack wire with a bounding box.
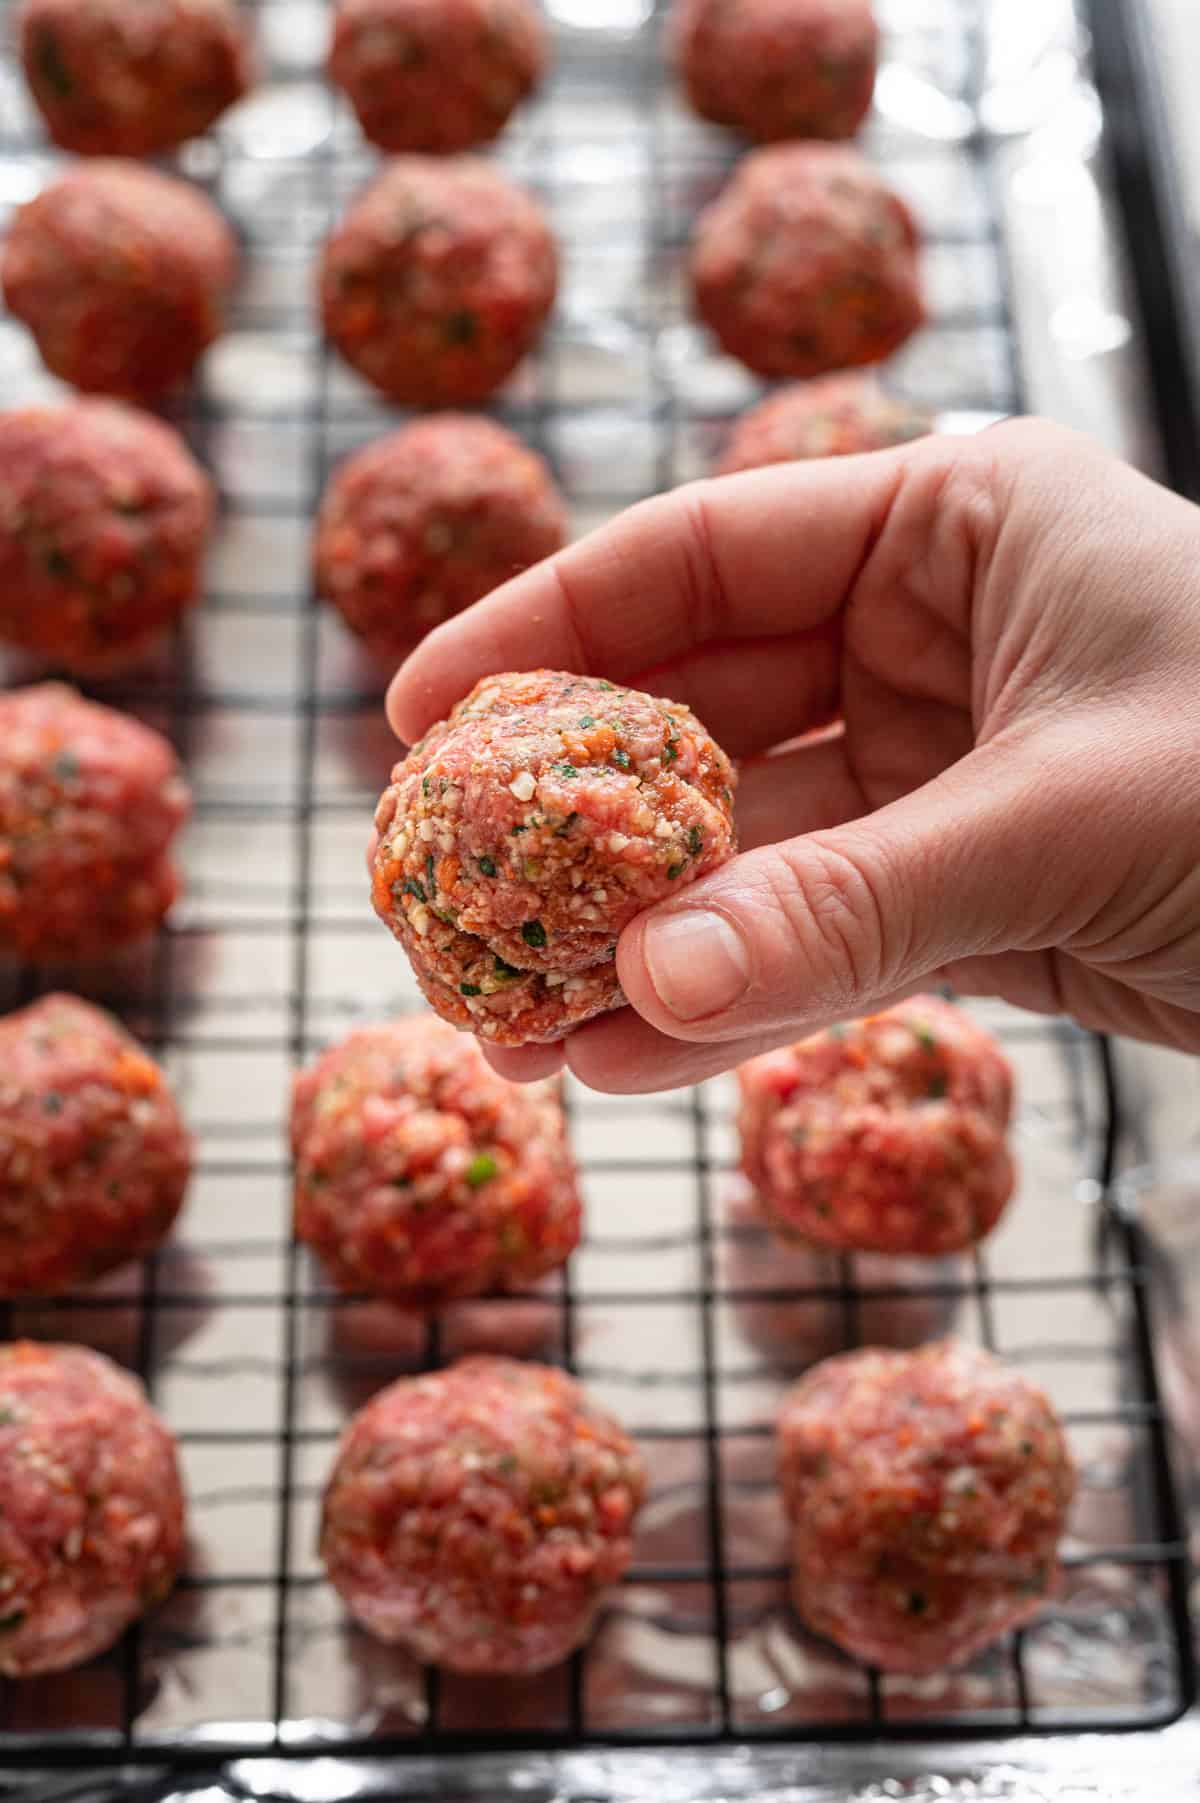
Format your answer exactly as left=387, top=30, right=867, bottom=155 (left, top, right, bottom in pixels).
left=0, top=0, right=1192, bottom=1767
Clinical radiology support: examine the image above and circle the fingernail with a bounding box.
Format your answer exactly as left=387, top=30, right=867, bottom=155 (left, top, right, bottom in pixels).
left=643, top=910, right=750, bottom=1023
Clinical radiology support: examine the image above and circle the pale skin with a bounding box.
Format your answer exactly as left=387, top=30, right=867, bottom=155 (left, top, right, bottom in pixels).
left=386, top=418, right=1200, bottom=1095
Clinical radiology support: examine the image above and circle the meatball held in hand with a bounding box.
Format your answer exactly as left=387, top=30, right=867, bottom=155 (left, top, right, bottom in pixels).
left=2, top=161, right=236, bottom=400
left=0, top=1341, right=185, bottom=1677
left=291, top=1013, right=580, bottom=1303
left=673, top=0, right=878, bottom=143
left=778, top=1341, right=1076, bottom=1672
left=0, top=995, right=191, bottom=1298
left=691, top=143, right=924, bottom=379
left=320, top=156, right=557, bottom=407
left=718, top=373, right=931, bottom=474
left=19, top=0, right=250, bottom=157
left=371, top=670, right=738, bottom=1046
left=0, top=401, right=213, bottom=673
left=321, top=1355, right=645, bottom=1673
left=737, top=996, right=1015, bottom=1256
left=314, top=415, right=566, bottom=663
left=0, top=684, right=190, bottom=960
left=330, top=0, right=548, bottom=153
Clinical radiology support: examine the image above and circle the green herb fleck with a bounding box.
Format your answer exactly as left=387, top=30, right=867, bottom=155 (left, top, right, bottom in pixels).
left=53, top=750, right=80, bottom=783
left=460, top=982, right=482, bottom=996
left=827, top=1023, right=846, bottom=1040
left=667, top=863, right=683, bottom=880
left=32, top=25, right=71, bottom=98
left=426, top=853, right=436, bottom=893
left=403, top=877, right=427, bottom=903
left=478, top=857, right=497, bottom=877
left=688, top=826, right=703, bottom=856
left=913, top=1023, right=938, bottom=1052
left=466, top=1152, right=498, bottom=1188
left=422, top=777, right=431, bottom=798
left=612, top=747, right=631, bottom=769
left=554, top=811, right=579, bottom=838
left=579, top=715, right=596, bottom=729
left=663, top=735, right=679, bottom=764
left=554, top=762, right=579, bottom=779
left=596, top=680, right=615, bottom=691
left=42, top=1092, right=63, bottom=1115
left=444, top=309, right=478, bottom=345
left=1019, top=1439, right=1034, bottom=1457
left=497, top=1451, right=520, bottom=1474
left=522, top=919, right=547, bottom=949
left=493, top=956, right=523, bottom=982
left=0, top=1406, right=15, bottom=1427
left=512, top=823, right=528, bottom=835
left=927, top=1075, right=948, bottom=1101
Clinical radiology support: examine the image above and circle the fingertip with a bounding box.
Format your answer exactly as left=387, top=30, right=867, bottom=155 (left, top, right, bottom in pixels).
left=365, top=827, right=378, bottom=873
left=386, top=655, right=436, bottom=747
left=483, top=1040, right=566, bottom=1084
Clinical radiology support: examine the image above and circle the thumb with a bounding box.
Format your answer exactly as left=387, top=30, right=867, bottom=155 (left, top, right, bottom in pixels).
left=615, top=728, right=1106, bottom=1044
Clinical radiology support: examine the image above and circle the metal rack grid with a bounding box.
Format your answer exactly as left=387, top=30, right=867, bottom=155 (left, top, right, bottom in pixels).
left=0, top=0, right=1192, bottom=1766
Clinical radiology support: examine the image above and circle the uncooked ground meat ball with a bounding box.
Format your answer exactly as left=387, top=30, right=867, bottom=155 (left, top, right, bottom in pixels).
left=673, top=0, right=878, bottom=142
left=0, top=401, right=213, bottom=673
left=372, top=669, right=738, bottom=1045
left=0, top=684, right=190, bottom=961
left=314, top=415, right=566, bottom=663
left=320, top=156, right=557, bottom=406
left=0, top=995, right=191, bottom=1297
left=691, top=143, right=924, bottom=379
left=0, top=1340, right=184, bottom=1677
left=778, top=1340, right=1076, bottom=1672
left=2, top=161, right=237, bottom=400
left=736, top=996, right=1015, bottom=1256
left=291, top=1013, right=580, bottom=1302
left=718, top=373, right=931, bottom=474
left=321, top=1355, right=645, bottom=1672
left=330, top=0, right=548, bottom=153
left=19, top=0, right=251, bottom=158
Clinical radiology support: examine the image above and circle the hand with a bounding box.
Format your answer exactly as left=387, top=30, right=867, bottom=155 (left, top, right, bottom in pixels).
left=388, top=418, right=1200, bottom=1093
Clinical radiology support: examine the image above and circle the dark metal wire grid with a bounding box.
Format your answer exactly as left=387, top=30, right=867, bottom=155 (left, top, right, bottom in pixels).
left=0, top=0, right=1192, bottom=1765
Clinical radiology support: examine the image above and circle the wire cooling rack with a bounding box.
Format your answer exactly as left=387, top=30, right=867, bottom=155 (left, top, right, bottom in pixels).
left=0, top=0, right=1192, bottom=1766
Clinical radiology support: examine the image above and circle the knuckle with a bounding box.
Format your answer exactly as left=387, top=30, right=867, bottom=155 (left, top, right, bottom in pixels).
left=771, top=834, right=896, bottom=1006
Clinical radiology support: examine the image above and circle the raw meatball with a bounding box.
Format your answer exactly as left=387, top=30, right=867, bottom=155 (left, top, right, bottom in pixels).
left=778, top=1340, right=1076, bottom=1672
left=691, top=143, right=924, bottom=379
left=371, top=669, right=738, bottom=1045
left=321, top=1355, right=645, bottom=1672
left=736, top=996, right=1015, bottom=1256
left=19, top=0, right=251, bottom=157
left=2, top=161, right=237, bottom=399
left=0, top=683, right=190, bottom=961
left=0, top=401, right=213, bottom=673
left=0, top=1340, right=184, bottom=1677
left=330, top=0, right=548, bottom=153
left=320, top=156, right=557, bottom=406
left=718, top=373, right=931, bottom=474
left=673, top=0, right=878, bottom=142
left=314, top=415, right=566, bottom=663
left=0, top=995, right=190, bottom=1297
left=291, top=1013, right=580, bottom=1302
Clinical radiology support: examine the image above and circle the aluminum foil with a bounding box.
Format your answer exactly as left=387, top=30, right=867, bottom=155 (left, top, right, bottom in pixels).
left=0, top=0, right=1192, bottom=1794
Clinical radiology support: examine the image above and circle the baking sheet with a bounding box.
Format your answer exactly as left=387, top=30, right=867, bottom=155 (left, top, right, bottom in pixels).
left=0, top=0, right=1187, bottom=1776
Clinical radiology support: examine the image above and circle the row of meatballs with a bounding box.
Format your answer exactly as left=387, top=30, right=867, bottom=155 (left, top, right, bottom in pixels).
left=0, top=986, right=1068, bottom=1685
left=0, top=144, right=926, bottom=413
left=0, top=1337, right=1075, bottom=1684
left=0, top=364, right=930, bottom=675
left=18, top=0, right=880, bottom=161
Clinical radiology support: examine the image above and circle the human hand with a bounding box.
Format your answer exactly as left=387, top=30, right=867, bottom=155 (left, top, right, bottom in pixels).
left=387, top=418, right=1200, bottom=1093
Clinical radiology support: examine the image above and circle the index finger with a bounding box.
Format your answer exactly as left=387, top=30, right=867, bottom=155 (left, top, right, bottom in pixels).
left=388, top=447, right=912, bottom=744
